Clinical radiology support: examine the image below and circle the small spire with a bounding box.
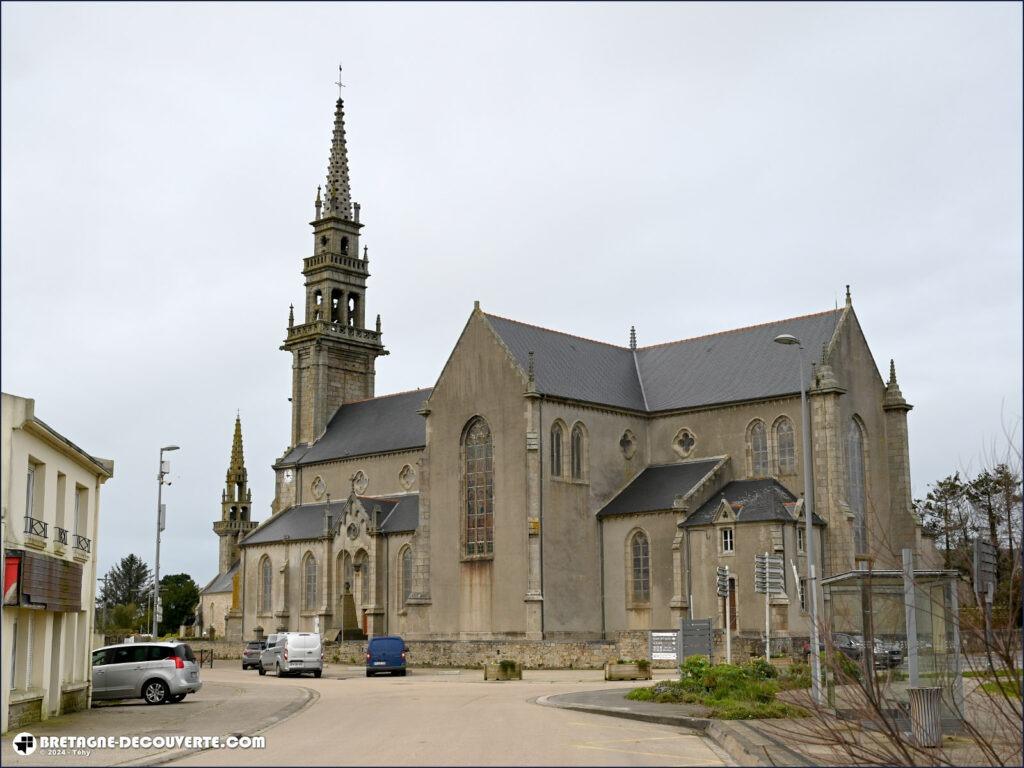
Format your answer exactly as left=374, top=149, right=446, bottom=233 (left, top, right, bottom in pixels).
left=314, top=186, right=322, bottom=220
left=883, top=357, right=910, bottom=410
left=375, top=314, right=381, bottom=333
left=474, top=300, right=480, bottom=311
left=288, top=304, right=294, bottom=328
left=363, top=245, right=368, bottom=262
left=845, top=284, right=852, bottom=307
left=229, top=415, right=246, bottom=476
left=323, top=85, right=353, bottom=219
left=820, top=342, right=828, bottom=364
left=888, top=358, right=897, bottom=386
left=528, top=350, right=535, bottom=381
left=629, top=326, right=637, bottom=351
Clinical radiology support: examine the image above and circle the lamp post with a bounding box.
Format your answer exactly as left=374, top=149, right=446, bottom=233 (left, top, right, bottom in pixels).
left=153, top=445, right=179, bottom=637
left=773, top=334, right=823, bottom=705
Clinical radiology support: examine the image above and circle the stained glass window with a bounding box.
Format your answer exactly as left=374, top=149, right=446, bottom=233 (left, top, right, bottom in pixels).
left=750, top=421, right=769, bottom=477
left=551, top=423, right=563, bottom=477
left=259, top=557, right=272, bottom=613
left=847, top=419, right=867, bottom=553
left=571, top=424, right=585, bottom=480
left=303, top=554, right=317, bottom=611
left=775, top=417, right=797, bottom=474
left=401, top=547, right=413, bottom=606
left=631, top=531, right=650, bottom=603
left=464, top=418, right=494, bottom=556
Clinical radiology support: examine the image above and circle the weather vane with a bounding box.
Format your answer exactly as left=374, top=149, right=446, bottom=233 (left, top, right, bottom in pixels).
left=335, top=63, right=345, bottom=99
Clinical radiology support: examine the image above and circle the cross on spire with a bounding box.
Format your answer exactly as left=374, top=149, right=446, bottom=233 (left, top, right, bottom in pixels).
left=335, top=63, right=345, bottom=100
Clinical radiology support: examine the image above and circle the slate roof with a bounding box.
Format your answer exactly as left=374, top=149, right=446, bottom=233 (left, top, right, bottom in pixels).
left=278, top=388, right=431, bottom=466
left=681, top=479, right=826, bottom=528
left=484, top=309, right=843, bottom=412
left=201, top=561, right=239, bottom=594
left=597, top=460, right=723, bottom=518
left=240, top=494, right=420, bottom=546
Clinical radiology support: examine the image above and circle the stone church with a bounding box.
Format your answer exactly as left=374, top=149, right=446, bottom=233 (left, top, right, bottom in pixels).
left=200, top=93, right=938, bottom=646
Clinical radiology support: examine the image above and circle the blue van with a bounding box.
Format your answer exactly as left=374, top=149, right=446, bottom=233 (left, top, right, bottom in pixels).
left=366, top=635, right=408, bottom=676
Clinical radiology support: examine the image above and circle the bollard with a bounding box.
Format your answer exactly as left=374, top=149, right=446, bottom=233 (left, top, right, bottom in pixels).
left=909, top=687, right=942, bottom=748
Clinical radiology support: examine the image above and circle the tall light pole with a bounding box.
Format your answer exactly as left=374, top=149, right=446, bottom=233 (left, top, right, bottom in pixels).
left=773, top=334, right=823, bottom=705
left=153, top=445, right=179, bottom=636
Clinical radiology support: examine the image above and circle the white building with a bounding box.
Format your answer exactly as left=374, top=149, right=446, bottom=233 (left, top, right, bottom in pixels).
left=1, top=393, right=113, bottom=733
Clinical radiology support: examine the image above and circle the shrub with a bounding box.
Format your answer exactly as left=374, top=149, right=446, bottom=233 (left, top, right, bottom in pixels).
left=636, top=659, right=651, bottom=672
left=745, top=658, right=777, bottom=680
left=498, top=659, right=517, bottom=673
left=679, top=655, right=711, bottom=686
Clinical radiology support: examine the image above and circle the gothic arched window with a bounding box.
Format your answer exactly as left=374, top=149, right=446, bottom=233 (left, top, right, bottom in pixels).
left=748, top=420, right=769, bottom=478
left=629, top=530, right=650, bottom=604
left=400, top=546, right=413, bottom=607
left=463, top=417, right=494, bottom=557
left=774, top=417, right=797, bottom=475
left=259, top=556, right=272, bottom=614
left=302, top=553, right=317, bottom=611
left=356, top=550, right=370, bottom=605
left=550, top=422, right=564, bottom=477
left=570, top=423, right=587, bottom=481
left=847, top=418, right=867, bottom=553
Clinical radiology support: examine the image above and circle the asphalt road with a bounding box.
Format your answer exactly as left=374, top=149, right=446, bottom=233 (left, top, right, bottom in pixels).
left=168, top=665, right=729, bottom=766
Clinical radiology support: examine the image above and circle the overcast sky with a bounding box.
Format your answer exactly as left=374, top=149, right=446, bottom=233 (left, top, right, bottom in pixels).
left=2, top=3, right=1021, bottom=588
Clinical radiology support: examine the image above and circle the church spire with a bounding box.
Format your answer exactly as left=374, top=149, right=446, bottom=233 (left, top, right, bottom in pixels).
left=323, top=95, right=353, bottom=220
left=229, top=414, right=245, bottom=478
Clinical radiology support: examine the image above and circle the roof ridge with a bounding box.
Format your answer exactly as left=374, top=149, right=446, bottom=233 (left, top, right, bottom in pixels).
left=483, top=312, right=630, bottom=352
left=637, top=308, right=841, bottom=351
left=336, top=386, right=433, bottom=408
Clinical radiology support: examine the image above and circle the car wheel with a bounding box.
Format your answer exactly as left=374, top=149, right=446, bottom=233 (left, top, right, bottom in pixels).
left=258, top=664, right=266, bottom=676
left=366, top=670, right=374, bottom=677
left=143, top=679, right=169, bottom=705
left=313, top=670, right=322, bottom=678
left=168, top=693, right=186, bottom=703
left=399, top=669, right=407, bottom=677
left=276, top=663, right=285, bottom=678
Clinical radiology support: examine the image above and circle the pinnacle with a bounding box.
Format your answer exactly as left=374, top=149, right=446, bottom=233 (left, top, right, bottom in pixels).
left=230, top=414, right=246, bottom=473
left=323, top=97, right=353, bottom=220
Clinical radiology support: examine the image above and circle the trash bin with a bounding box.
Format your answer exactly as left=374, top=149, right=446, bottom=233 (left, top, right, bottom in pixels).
left=909, top=687, right=942, bottom=747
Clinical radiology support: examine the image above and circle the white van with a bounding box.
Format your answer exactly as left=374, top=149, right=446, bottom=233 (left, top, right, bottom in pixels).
left=259, top=632, right=323, bottom=678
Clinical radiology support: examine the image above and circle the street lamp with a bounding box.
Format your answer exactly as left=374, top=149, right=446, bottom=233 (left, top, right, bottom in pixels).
left=153, top=445, right=179, bottom=637
left=773, top=334, right=823, bottom=705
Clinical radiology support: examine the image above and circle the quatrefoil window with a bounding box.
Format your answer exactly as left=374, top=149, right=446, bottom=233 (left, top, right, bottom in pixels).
left=673, top=429, right=697, bottom=458
left=619, top=429, right=638, bottom=459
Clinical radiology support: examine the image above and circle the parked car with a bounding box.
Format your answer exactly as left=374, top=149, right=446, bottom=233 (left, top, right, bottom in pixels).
left=259, top=632, right=322, bottom=677
left=366, top=635, right=408, bottom=676
left=873, top=638, right=904, bottom=669
left=831, top=633, right=863, bottom=661
left=92, top=642, right=202, bottom=705
left=242, top=640, right=266, bottom=670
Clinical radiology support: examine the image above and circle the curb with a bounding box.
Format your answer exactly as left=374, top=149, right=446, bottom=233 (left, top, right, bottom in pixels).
left=121, top=685, right=320, bottom=767
left=536, top=691, right=817, bottom=767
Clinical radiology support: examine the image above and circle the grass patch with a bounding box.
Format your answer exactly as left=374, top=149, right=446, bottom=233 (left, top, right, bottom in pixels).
left=963, top=669, right=1021, bottom=680
left=979, top=680, right=1022, bottom=698
left=626, top=657, right=808, bottom=719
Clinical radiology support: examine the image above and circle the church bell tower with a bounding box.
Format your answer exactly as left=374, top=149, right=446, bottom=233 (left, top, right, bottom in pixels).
left=213, top=415, right=257, bottom=574
left=281, top=92, right=388, bottom=447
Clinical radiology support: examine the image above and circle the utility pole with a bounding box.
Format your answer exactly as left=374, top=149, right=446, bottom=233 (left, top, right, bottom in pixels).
left=153, top=445, right=179, bottom=637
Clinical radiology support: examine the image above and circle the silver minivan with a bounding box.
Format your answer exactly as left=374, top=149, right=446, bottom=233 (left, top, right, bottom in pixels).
left=92, top=642, right=202, bottom=704
left=258, top=632, right=322, bottom=677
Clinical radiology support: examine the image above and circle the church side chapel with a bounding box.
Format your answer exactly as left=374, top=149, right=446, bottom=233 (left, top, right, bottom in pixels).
left=200, top=89, right=939, bottom=648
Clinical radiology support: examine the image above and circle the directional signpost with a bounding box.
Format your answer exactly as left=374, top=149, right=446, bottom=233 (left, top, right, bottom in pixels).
left=716, top=565, right=731, bottom=663
left=754, top=552, right=785, bottom=662
left=973, top=539, right=998, bottom=644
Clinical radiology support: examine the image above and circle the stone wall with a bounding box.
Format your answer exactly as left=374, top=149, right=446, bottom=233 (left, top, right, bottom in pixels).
left=188, top=631, right=690, bottom=669
left=8, top=695, right=42, bottom=731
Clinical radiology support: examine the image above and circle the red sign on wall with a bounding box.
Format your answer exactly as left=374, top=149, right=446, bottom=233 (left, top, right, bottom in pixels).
left=3, top=555, right=20, bottom=605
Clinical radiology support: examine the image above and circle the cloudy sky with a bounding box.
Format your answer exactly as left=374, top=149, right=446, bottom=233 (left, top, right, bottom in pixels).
left=2, top=3, right=1021, bottom=586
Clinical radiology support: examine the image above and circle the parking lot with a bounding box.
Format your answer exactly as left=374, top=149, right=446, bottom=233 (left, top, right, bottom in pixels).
left=5, top=664, right=729, bottom=766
